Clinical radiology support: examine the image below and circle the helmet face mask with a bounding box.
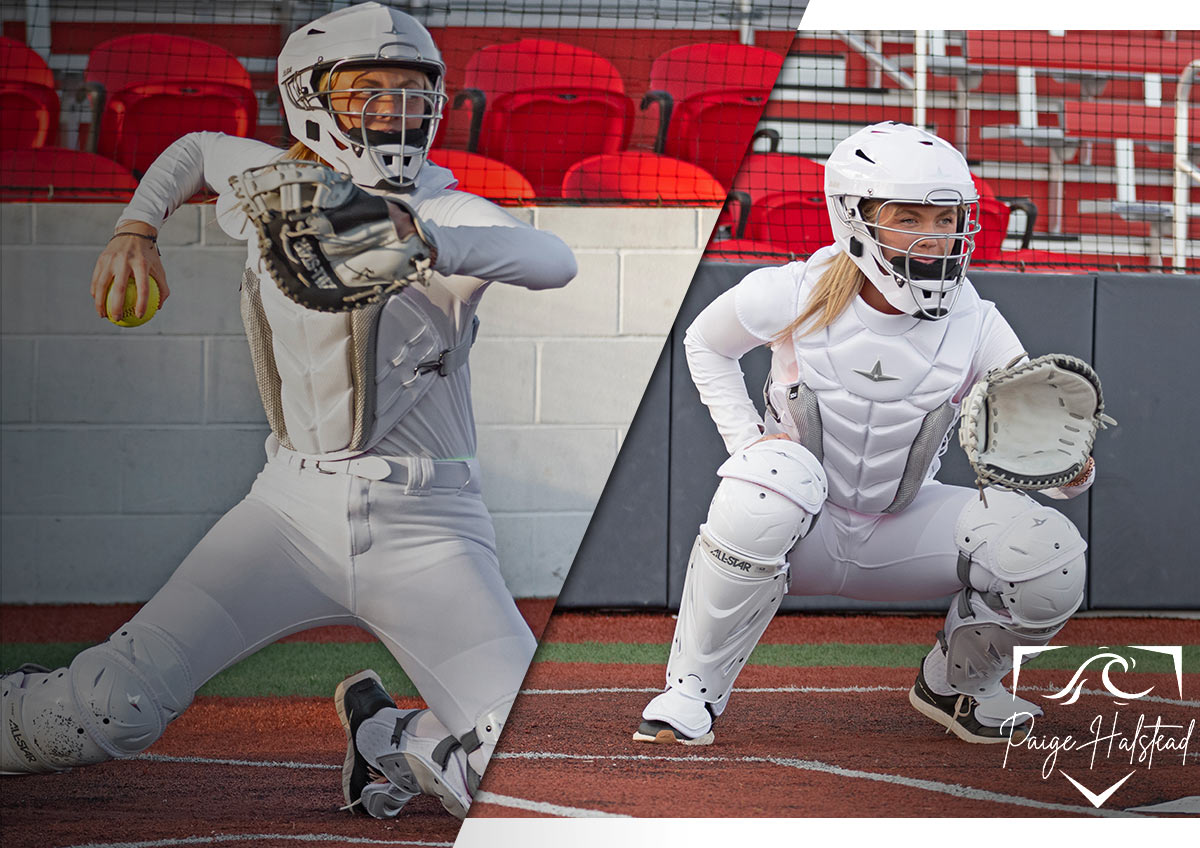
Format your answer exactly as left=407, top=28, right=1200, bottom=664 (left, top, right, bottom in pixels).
left=824, top=123, right=981, bottom=321
left=278, top=3, right=446, bottom=189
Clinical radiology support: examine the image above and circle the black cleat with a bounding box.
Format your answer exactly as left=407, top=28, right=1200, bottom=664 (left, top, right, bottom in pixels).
left=334, top=669, right=398, bottom=812
left=632, top=718, right=715, bottom=746
left=909, top=665, right=1030, bottom=744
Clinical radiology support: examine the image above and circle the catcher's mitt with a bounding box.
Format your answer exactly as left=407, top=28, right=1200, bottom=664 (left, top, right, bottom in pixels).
left=959, top=353, right=1117, bottom=492
left=229, top=161, right=436, bottom=312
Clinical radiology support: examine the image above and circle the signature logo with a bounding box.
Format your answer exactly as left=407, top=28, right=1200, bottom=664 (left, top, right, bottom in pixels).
left=1012, top=645, right=1183, bottom=705
left=1002, top=645, right=1191, bottom=810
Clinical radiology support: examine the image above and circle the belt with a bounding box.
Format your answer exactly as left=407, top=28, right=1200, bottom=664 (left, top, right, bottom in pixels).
left=271, top=444, right=477, bottom=494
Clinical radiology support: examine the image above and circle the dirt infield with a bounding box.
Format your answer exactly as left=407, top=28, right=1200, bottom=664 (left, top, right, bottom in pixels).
left=0, top=698, right=461, bottom=848
left=0, top=600, right=556, bottom=848
left=3, top=607, right=1196, bottom=843
left=477, top=663, right=1200, bottom=818
left=474, top=613, right=1200, bottom=819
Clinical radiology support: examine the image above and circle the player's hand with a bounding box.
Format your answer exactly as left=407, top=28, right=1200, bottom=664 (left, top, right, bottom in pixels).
left=90, top=221, right=170, bottom=319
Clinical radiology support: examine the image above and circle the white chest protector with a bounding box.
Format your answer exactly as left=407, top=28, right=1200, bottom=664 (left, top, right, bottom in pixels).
left=766, top=273, right=985, bottom=515
left=241, top=256, right=476, bottom=459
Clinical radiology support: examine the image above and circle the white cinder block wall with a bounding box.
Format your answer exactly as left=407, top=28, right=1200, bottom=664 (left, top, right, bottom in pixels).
left=0, top=203, right=717, bottom=602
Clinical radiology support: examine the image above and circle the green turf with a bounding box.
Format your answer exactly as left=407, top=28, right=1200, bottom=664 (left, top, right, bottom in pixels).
left=4, top=641, right=1195, bottom=697
left=1, top=642, right=417, bottom=698
left=532, top=641, right=1199, bottom=673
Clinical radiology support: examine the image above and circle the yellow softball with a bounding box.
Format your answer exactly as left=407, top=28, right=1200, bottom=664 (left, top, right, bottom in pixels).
left=106, top=276, right=160, bottom=327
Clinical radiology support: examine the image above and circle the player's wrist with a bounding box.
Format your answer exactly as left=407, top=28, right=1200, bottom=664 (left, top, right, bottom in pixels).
left=113, top=220, right=159, bottom=239
left=1063, top=456, right=1095, bottom=487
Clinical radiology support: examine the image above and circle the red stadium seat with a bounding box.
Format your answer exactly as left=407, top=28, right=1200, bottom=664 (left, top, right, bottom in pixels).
left=0, top=37, right=59, bottom=149
left=971, top=174, right=1038, bottom=262
left=84, top=33, right=257, bottom=175
left=561, top=152, right=725, bottom=204
left=428, top=149, right=535, bottom=203
left=0, top=148, right=137, bottom=201
left=725, top=153, right=832, bottom=255
left=453, top=39, right=634, bottom=198
left=643, top=44, right=785, bottom=189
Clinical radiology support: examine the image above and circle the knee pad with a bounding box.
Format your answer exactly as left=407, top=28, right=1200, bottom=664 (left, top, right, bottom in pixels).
left=955, top=490, right=1086, bottom=629
left=709, top=438, right=828, bottom=563
left=68, top=621, right=195, bottom=758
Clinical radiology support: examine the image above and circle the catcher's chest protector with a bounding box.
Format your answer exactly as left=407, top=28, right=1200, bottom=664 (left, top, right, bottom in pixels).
left=769, top=287, right=984, bottom=514
left=241, top=266, right=468, bottom=457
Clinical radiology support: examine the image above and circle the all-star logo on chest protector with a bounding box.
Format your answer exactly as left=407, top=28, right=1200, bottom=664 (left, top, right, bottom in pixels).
left=853, top=360, right=900, bottom=383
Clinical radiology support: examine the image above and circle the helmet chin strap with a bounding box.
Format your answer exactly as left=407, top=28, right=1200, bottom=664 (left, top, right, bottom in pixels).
left=889, top=254, right=964, bottom=280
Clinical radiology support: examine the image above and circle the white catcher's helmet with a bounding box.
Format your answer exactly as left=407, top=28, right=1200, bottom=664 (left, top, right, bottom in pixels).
left=278, top=2, right=446, bottom=189
left=824, top=122, right=981, bottom=320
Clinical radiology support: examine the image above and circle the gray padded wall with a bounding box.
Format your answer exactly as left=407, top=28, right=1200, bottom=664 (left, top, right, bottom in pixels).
left=1089, top=274, right=1200, bottom=609
left=557, top=342, right=672, bottom=607
left=560, top=263, right=1196, bottom=611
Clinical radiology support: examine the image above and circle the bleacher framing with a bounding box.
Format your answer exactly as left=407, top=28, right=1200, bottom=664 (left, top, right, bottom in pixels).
left=751, top=30, right=1199, bottom=272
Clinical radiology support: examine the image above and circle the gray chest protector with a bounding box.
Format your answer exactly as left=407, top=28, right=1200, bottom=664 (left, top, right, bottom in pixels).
left=240, top=268, right=477, bottom=458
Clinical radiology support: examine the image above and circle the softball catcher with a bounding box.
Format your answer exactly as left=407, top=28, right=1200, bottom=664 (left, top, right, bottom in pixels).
left=1, top=3, right=577, bottom=820
left=636, top=122, right=1111, bottom=747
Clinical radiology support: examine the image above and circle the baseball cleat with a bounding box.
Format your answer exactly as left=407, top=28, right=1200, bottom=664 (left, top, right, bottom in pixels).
left=632, top=718, right=714, bottom=746
left=634, top=688, right=716, bottom=745
left=334, top=669, right=410, bottom=815
left=909, top=665, right=1030, bottom=744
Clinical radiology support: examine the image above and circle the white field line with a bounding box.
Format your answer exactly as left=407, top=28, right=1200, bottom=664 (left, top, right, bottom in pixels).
left=519, top=684, right=1200, bottom=708
left=472, top=791, right=629, bottom=818
left=135, top=753, right=337, bottom=769
left=60, top=835, right=452, bottom=848
left=490, top=751, right=1137, bottom=818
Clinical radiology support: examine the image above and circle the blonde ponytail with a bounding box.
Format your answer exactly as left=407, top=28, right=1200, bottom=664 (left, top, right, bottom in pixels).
left=771, top=199, right=883, bottom=344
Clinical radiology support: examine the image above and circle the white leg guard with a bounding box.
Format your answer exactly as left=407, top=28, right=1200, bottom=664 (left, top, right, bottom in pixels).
left=639, top=441, right=826, bottom=744
left=2, top=622, right=194, bottom=774
left=939, top=490, right=1086, bottom=721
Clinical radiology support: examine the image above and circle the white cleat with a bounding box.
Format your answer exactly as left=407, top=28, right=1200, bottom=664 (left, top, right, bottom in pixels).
left=634, top=688, right=716, bottom=746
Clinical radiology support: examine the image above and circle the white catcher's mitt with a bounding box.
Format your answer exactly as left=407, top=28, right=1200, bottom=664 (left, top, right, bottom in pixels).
left=230, top=161, right=436, bottom=312
left=958, top=353, right=1117, bottom=492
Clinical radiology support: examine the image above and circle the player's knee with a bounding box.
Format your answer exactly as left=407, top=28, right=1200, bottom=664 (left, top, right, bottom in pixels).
left=706, top=439, right=827, bottom=565
left=68, top=622, right=195, bottom=758
left=956, top=490, right=1086, bottom=628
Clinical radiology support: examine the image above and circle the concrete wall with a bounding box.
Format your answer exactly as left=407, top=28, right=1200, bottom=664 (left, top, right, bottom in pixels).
left=0, top=202, right=718, bottom=602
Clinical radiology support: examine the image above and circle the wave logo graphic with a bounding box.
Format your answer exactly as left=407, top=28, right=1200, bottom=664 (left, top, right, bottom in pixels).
left=1011, top=645, right=1184, bottom=705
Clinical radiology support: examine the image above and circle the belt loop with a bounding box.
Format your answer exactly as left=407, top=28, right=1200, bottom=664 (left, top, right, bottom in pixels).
left=404, top=456, right=435, bottom=495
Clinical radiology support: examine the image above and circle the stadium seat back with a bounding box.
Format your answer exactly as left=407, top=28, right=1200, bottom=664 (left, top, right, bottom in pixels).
left=460, top=39, right=633, bottom=196
left=0, top=148, right=137, bottom=201
left=86, top=34, right=256, bottom=173
left=561, top=151, right=725, bottom=203
left=0, top=37, right=59, bottom=148
left=428, top=149, right=535, bottom=202
left=647, top=44, right=784, bottom=187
